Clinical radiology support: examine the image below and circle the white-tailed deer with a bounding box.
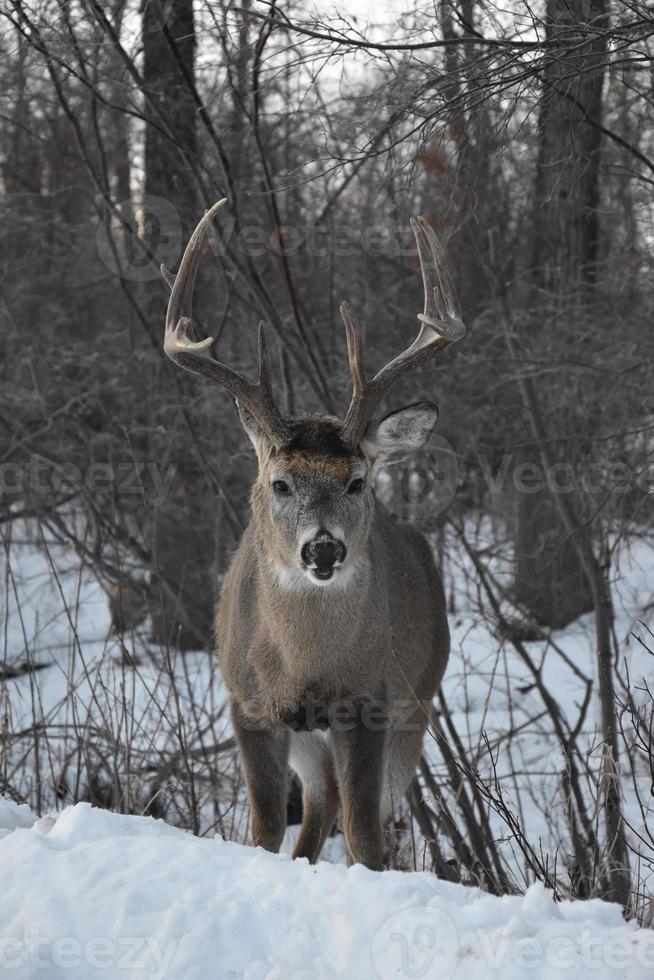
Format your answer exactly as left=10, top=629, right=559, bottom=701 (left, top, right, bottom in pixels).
left=162, top=200, right=465, bottom=869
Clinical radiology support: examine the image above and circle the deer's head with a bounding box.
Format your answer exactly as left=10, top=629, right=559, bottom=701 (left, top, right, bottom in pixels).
left=162, top=201, right=464, bottom=587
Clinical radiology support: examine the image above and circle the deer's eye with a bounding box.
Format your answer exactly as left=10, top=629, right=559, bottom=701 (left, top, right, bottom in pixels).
left=347, top=478, right=365, bottom=495
left=272, top=480, right=291, bottom=495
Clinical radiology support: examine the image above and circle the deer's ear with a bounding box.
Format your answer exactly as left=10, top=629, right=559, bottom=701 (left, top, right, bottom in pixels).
left=237, top=401, right=270, bottom=457
left=361, top=401, right=438, bottom=464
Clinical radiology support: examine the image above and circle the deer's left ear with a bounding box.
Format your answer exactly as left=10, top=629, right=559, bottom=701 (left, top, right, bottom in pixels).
left=237, top=401, right=272, bottom=460
left=361, top=401, right=438, bottom=464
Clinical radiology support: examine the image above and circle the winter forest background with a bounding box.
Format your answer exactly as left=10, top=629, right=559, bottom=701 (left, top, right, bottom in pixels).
left=1, top=0, right=653, bottom=920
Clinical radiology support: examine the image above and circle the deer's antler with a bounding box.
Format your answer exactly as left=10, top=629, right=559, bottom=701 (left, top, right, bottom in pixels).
left=163, top=204, right=463, bottom=450
left=339, top=216, right=465, bottom=447
left=162, top=198, right=291, bottom=447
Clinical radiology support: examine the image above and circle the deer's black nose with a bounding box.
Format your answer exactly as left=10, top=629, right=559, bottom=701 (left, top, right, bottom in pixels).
left=301, top=532, right=346, bottom=578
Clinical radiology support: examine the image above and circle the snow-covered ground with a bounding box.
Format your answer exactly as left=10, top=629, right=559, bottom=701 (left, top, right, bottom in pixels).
left=0, top=799, right=652, bottom=979
left=2, top=521, right=654, bottom=861
left=440, top=526, right=654, bottom=879
left=1, top=517, right=653, bottom=971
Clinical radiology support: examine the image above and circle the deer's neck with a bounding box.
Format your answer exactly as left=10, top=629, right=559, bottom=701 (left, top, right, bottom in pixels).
left=256, top=539, right=382, bottom=678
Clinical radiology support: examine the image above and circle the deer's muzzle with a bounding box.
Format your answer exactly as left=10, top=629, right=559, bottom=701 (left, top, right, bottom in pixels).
left=301, top=532, right=347, bottom=580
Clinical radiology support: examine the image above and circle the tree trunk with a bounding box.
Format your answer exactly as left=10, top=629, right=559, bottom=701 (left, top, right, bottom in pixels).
left=530, top=0, right=608, bottom=293
left=513, top=367, right=631, bottom=907
left=142, top=0, right=198, bottom=228
left=512, top=1, right=630, bottom=904
left=141, top=0, right=215, bottom=650
left=514, top=0, right=607, bottom=628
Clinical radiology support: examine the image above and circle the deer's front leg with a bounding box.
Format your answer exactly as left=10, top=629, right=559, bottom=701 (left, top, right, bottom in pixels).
left=231, top=700, right=289, bottom=853
left=331, top=697, right=388, bottom=871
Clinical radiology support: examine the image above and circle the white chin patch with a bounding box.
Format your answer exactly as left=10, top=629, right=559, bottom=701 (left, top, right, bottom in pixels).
left=275, top=564, right=354, bottom=590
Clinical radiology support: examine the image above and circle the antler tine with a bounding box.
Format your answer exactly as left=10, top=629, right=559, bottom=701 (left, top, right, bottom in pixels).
left=340, top=301, right=366, bottom=404
left=414, top=216, right=462, bottom=332
left=165, top=199, right=225, bottom=334
left=162, top=199, right=291, bottom=447
left=160, top=264, right=176, bottom=291
left=340, top=216, right=465, bottom=447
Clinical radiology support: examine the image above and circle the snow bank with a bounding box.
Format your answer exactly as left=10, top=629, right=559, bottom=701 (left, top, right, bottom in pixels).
left=0, top=801, right=652, bottom=979
left=0, top=799, right=36, bottom=840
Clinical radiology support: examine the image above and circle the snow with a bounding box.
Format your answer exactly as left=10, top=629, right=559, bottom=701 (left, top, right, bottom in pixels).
left=439, top=527, right=654, bottom=880
left=1, top=518, right=653, bottom=965
left=0, top=799, right=652, bottom=979
left=2, top=521, right=654, bottom=884
left=1, top=521, right=229, bottom=824
left=0, top=798, right=36, bottom=840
